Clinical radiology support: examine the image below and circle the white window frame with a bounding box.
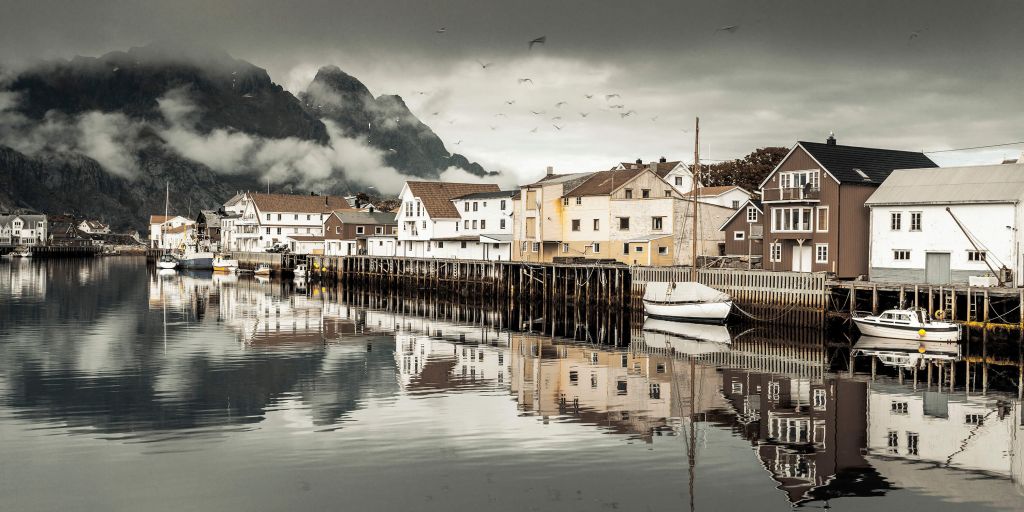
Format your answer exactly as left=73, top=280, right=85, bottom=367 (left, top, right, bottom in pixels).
left=592, top=242, right=601, bottom=253
left=561, top=243, right=569, bottom=253
left=815, top=243, right=828, bottom=264
left=658, top=246, right=668, bottom=256
left=769, top=243, right=782, bottom=263
left=771, top=207, right=814, bottom=232
left=734, top=231, right=745, bottom=241
left=910, top=211, right=922, bottom=232
left=816, top=206, right=829, bottom=232
left=652, top=217, right=664, bottom=231
left=746, top=207, right=758, bottom=222
left=890, top=212, right=902, bottom=231
left=356, top=226, right=365, bottom=235
left=893, top=249, right=910, bottom=261
left=967, top=250, right=987, bottom=262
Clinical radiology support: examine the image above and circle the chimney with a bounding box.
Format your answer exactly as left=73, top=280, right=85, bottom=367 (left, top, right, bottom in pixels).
left=659, top=156, right=667, bottom=163
left=635, top=158, right=642, bottom=165
left=826, top=132, right=836, bottom=146
left=546, top=165, right=553, bottom=176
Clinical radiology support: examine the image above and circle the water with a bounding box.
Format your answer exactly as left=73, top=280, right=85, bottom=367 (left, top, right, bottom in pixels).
left=1, top=257, right=1022, bottom=511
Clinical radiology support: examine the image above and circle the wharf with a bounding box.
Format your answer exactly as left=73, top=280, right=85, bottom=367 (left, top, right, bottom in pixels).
left=1, top=245, right=100, bottom=257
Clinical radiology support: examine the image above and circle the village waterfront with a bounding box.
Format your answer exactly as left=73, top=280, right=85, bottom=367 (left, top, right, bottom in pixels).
left=1, top=256, right=1022, bottom=511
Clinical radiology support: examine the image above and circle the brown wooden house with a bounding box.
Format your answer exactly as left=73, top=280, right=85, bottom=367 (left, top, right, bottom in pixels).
left=323, top=210, right=397, bottom=256
left=758, top=135, right=936, bottom=278
left=720, top=199, right=763, bottom=260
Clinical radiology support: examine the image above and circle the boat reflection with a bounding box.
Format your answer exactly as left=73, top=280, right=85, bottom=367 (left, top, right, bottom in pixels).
left=641, top=318, right=731, bottom=353
left=853, top=335, right=961, bottom=369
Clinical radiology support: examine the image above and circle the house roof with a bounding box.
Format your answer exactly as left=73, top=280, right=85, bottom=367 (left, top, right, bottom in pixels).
left=682, top=185, right=747, bottom=198
left=480, top=233, right=513, bottom=242
left=797, top=141, right=937, bottom=184
left=150, top=215, right=172, bottom=225
left=405, top=181, right=500, bottom=218
left=81, top=220, right=109, bottom=229
left=524, top=172, right=594, bottom=187
left=865, top=164, right=1024, bottom=206
left=250, top=193, right=351, bottom=214
left=198, top=210, right=222, bottom=228
left=616, top=161, right=683, bottom=178
left=566, top=169, right=645, bottom=197
left=223, top=192, right=245, bottom=207
left=719, top=199, right=764, bottom=230
left=332, top=210, right=397, bottom=225
left=454, top=189, right=519, bottom=200
left=287, top=235, right=326, bottom=242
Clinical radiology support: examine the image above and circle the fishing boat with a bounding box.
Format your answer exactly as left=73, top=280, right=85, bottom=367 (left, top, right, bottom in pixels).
left=293, top=263, right=307, bottom=277
left=852, top=308, right=961, bottom=342
left=156, top=253, right=179, bottom=270
left=178, top=249, right=214, bottom=270
left=212, top=256, right=239, bottom=272
left=642, top=118, right=732, bottom=324
left=641, top=318, right=731, bottom=354
left=643, top=281, right=733, bottom=324
left=10, top=246, right=31, bottom=258
left=254, top=263, right=272, bottom=276
left=852, top=335, right=961, bottom=369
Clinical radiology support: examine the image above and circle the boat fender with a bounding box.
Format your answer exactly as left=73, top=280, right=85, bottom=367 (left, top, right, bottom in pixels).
left=934, top=310, right=945, bottom=320
left=918, top=344, right=926, bottom=354
left=918, top=329, right=926, bottom=337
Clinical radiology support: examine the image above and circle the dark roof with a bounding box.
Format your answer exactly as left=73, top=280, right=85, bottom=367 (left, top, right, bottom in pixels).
left=617, top=161, right=683, bottom=178
left=332, top=210, right=397, bottom=225
left=406, top=182, right=501, bottom=218
left=567, top=169, right=645, bottom=196
left=798, top=141, right=937, bottom=184
left=454, top=189, right=519, bottom=200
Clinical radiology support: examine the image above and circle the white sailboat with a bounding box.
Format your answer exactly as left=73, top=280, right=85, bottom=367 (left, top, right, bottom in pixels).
left=157, top=182, right=178, bottom=270
left=642, top=117, right=732, bottom=324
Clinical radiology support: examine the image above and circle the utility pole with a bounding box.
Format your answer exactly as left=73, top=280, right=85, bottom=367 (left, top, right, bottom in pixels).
left=691, top=117, right=700, bottom=282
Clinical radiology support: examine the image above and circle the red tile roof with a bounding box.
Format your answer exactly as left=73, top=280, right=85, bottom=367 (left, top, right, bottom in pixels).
left=406, top=181, right=500, bottom=218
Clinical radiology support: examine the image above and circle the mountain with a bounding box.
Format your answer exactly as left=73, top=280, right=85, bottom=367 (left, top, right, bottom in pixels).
left=0, top=43, right=489, bottom=230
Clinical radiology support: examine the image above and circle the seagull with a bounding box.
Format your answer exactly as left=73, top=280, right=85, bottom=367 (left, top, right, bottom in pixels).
left=476, top=60, right=494, bottom=69
left=584, top=94, right=594, bottom=99
left=579, top=112, right=589, bottom=118
left=605, top=93, right=620, bottom=100
left=528, top=36, right=546, bottom=50
left=620, top=110, right=636, bottom=118
left=716, top=25, right=739, bottom=33
left=555, top=101, right=567, bottom=108
left=505, top=99, right=516, bottom=105
left=432, top=112, right=440, bottom=116
left=908, top=28, right=925, bottom=42
left=552, top=124, right=563, bottom=131
left=436, top=27, right=447, bottom=34
left=530, top=110, right=545, bottom=115
left=495, top=113, right=507, bottom=117
left=489, top=126, right=497, bottom=130
left=454, top=140, right=463, bottom=145
left=550, top=116, right=562, bottom=121
left=610, top=104, right=624, bottom=109
left=518, top=78, right=533, bottom=84
left=413, top=90, right=428, bottom=95
left=387, top=148, right=397, bottom=153
left=530, top=127, right=538, bottom=133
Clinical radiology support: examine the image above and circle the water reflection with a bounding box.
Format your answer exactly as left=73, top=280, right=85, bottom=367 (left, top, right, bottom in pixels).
left=1, top=258, right=1023, bottom=511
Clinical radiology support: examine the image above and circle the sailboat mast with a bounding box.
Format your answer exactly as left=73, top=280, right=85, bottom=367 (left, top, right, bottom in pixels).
left=163, top=181, right=169, bottom=252
left=691, top=118, right=700, bottom=281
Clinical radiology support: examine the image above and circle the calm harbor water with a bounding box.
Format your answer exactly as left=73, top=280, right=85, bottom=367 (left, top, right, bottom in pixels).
left=1, top=257, right=1022, bottom=511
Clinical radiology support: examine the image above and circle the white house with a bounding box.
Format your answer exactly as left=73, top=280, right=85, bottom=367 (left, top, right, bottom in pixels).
left=0, top=214, right=47, bottom=246
left=865, top=164, right=1024, bottom=286
left=220, top=192, right=350, bottom=253
left=396, top=181, right=501, bottom=259
left=616, top=158, right=700, bottom=196
left=148, top=215, right=195, bottom=250
left=682, top=185, right=752, bottom=209
left=77, top=220, right=110, bottom=235
left=450, top=189, right=517, bottom=260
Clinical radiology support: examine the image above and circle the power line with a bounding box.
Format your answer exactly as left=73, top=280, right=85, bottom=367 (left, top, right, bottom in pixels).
left=924, top=140, right=1024, bottom=154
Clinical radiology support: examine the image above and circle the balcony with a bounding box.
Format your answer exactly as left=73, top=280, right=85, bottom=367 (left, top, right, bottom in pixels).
left=764, top=186, right=820, bottom=202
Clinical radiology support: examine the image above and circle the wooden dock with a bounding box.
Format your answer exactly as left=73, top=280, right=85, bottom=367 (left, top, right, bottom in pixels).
left=1, top=245, right=100, bottom=257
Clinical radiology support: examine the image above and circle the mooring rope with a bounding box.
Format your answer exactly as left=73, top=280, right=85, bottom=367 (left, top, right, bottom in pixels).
left=730, top=301, right=803, bottom=322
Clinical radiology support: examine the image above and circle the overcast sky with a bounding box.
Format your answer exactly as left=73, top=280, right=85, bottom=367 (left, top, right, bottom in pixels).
left=3, top=0, right=1023, bottom=184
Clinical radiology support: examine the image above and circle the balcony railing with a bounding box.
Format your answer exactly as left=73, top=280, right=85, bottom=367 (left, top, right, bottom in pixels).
left=764, top=186, right=820, bottom=202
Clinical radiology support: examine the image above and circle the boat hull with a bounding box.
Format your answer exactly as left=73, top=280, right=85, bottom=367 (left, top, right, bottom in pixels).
left=179, top=257, right=213, bottom=270
left=156, top=261, right=178, bottom=270
left=643, top=300, right=732, bottom=324
left=852, top=318, right=960, bottom=341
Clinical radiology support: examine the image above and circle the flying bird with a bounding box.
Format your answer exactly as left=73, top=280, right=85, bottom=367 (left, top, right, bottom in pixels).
left=550, top=116, right=562, bottom=121
left=436, top=27, right=447, bottom=34
left=530, top=127, right=538, bottom=133
left=555, top=101, right=567, bottom=108
left=584, top=94, right=594, bottom=99
left=489, top=126, right=497, bottom=130
left=610, top=104, right=625, bottom=109
left=605, top=93, right=620, bottom=100
left=620, top=110, right=636, bottom=118
left=517, top=78, right=533, bottom=84
left=716, top=25, right=739, bottom=33
left=413, top=90, right=428, bottom=95
left=432, top=112, right=440, bottom=116
left=528, top=36, right=546, bottom=50
left=530, top=110, right=545, bottom=115
left=505, top=99, right=516, bottom=105
left=552, top=124, right=563, bottom=131
left=454, top=140, right=463, bottom=145
left=579, top=112, right=589, bottom=118
left=495, top=113, right=507, bottom=117
left=476, top=60, right=494, bottom=69
left=387, top=148, right=397, bottom=153
left=908, top=28, right=925, bottom=42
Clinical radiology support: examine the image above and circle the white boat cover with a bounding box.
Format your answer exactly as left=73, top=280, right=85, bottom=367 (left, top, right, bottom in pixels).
left=643, top=281, right=729, bottom=303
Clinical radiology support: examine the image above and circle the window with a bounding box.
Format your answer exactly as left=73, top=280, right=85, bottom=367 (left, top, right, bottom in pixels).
left=464, top=220, right=469, bottom=229
left=265, top=227, right=271, bottom=234
left=635, top=245, right=644, bottom=253
left=624, top=189, right=633, bottom=199
left=770, top=243, right=782, bottom=263
left=965, top=414, right=984, bottom=425
left=813, top=389, right=826, bottom=408
left=335, top=226, right=341, bottom=234
left=658, top=246, right=667, bottom=255
left=306, top=214, right=311, bottom=220
left=894, top=249, right=910, bottom=261
left=968, top=250, right=986, bottom=262
left=569, top=371, right=578, bottom=385
left=664, top=190, right=672, bottom=197
left=675, top=176, right=683, bottom=186
left=356, top=226, right=365, bottom=235
left=621, top=354, right=628, bottom=367
left=778, top=169, right=820, bottom=191
left=472, top=220, right=478, bottom=229
left=652, top=217, right=664, bottom=230
left=460, top=241, right=467, bottom=249
left=500, top=219, right=506, bottom=230
left=641, top=189, right=650, bottom=198
left=891, top=401, right=909, bottom=414
left=591, top=242, right=601, bottom=253
left=571, top=219, right=581, bottom=231
left=816, top=207, right=829, bottom=232
left=575, top=196, right=582, bottom=205
left=464, top=202, right=470, bottom=212
left=732, top=200, right=740, bottom=209
left=437, top=241, right=444, bottom=248
left=562, top=243, right=569, bottom=253
left=472, top=202, right=478, bottom=212
left=480, top=220, right=486, bottom=229
left=910, top=212, right=922, bottom=231
left=562, top=197, right=569, bottom=206
left=500, top=199, right=506, bottom=210
left=734, top=231, right=745, bottom=241
left=771, top=207, right=813, bottom=232
left=622, top=243, right=630, bottom=254
left=887, top=430, right=899, bottom=453
left=656, top=363, right=666, bottom=374
left=731, top=382, right=743, bottom=394
left=532, top=242, right=539, bottom=252
left=375, top=226, right=383, bottom=235
left=747, top=207, right=758, bottom=222
left=277, top=214, right=282, bottom=221
left=649, top=383, right=661, bottom=399
left=890, top=212, right=902, bottom=230
left=815, top=243, right=828, bottom=263
left=422, top=220, right=426, bottom=228
left=276, top=227, right=281, bottom=234
left=592, top=219, right=600, bottom=230
left=905, top=432, right=920, bottom=455
left=618, top=217, right=630, bottom=230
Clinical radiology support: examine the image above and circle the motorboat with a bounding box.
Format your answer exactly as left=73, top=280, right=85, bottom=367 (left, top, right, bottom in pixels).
left=156, top=253, right=179, bottom=270
left=10, top=246, right=31, bottom=258
left=643, top=281, right=732, bottom=324
left=641, top=318, right=731, bottom=355
left=293, top=263, right=307, bottom=277
left=213, top=256, right=239, bottom=273
left=852, top=335, right=961, bottom=369
left=852, top=308, right=961, bottom=342
left=178, top=250, right=214, bottom=270
left=254, top=263, right=272, bottom=276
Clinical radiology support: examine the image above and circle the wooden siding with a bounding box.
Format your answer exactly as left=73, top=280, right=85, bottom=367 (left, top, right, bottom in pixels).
left=836, top=184, right=876, bottom=278
left=723, top=208, right=763, bottom=256
left=323, top=215, right=396, bottom=241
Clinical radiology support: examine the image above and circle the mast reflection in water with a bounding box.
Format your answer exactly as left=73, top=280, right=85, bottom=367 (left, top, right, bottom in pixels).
left=0, top=257, right=1021, bottom=511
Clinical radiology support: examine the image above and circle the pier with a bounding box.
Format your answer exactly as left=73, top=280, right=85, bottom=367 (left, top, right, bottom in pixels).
left=0, top=245, right=100, bottom=257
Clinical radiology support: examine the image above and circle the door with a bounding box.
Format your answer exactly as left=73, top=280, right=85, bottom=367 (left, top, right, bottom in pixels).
left=792, top=244, right=812, bottom=272
left=925, top=252, right=951, bottom=284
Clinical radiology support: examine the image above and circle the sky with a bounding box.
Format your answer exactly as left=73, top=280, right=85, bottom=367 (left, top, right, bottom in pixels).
left=3, top=0, right=1024, bottom=185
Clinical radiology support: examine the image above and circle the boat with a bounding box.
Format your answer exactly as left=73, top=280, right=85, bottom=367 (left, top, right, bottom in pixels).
left=254, top=263, right=272, bottom=276
left=852, top=308, right=961, bottom=342
left=852, top=335, right=961, bottom=369
left=293, top=263, right=307, bottom=277
left=641, top=118, right=732, bottom=324
left=156, top=253, right=179, bottom=270
left=178, top=250, right=214, bottom=270
left=10, top=246, right=31, bottom=258
left=213, top=256, right=239, bottom=273
left=643, top=281, right=733, bottom=324
left=641, top=318, right=731, bottom=354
